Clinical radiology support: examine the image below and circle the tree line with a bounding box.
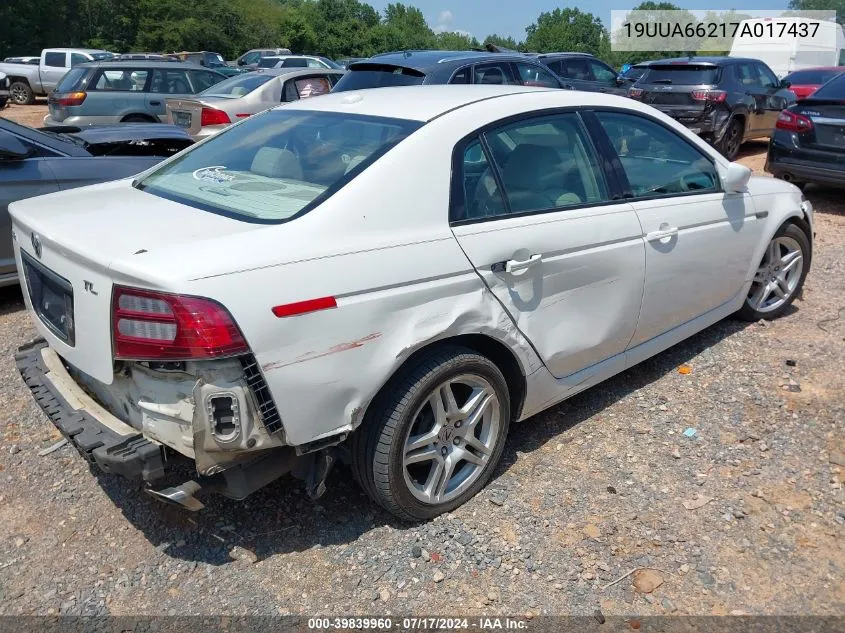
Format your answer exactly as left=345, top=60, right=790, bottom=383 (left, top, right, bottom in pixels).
left=0, top=0, right=839, bottom=66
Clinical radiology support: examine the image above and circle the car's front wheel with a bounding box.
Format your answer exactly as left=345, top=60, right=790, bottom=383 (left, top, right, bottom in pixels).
left=352, top=346, right=511, bottom=521
left=738, top=222, right=810, bottom=321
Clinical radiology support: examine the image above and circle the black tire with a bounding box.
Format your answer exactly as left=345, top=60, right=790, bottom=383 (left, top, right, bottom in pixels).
left=8, top=81, right=34, bottom=106
left=121, top=114, right=154, bottom=123
left=351, top=346, right=511, bottom=521
left=0, top=98, right=7, bottom=109
left=718, top=117, right=743, bottom=161
left=737, top=222, right=811, bottom=321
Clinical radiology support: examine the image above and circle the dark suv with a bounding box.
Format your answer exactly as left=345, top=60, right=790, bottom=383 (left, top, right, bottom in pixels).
left=531, top=52, right=626, bottom=95
left=630, top=56, right=795, bottom=159
left=332, top=50, right=569, bottom=92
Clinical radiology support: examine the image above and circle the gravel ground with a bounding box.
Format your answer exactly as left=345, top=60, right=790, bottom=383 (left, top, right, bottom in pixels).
left=0, top=120, right=842, bottom=617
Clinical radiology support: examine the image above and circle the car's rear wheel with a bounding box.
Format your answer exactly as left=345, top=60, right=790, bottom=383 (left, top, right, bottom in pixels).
left=9, top=81, right=34, bottom=106
left=738, top=223, right=810, bottom=321
left=718, top=118, right=743, bottom=161
left=352, top=346, right=510, bottom=521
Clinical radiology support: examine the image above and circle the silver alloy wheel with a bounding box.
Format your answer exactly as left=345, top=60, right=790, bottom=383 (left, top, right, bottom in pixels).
left=402, top=375, right=500, bottom=505
left=746, top=235, right=804, bottom=313
left=9, top=84, right=29, bottom=104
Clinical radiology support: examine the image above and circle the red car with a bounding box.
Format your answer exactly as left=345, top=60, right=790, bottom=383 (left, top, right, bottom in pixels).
left=783, top=67, right=845, bottom=99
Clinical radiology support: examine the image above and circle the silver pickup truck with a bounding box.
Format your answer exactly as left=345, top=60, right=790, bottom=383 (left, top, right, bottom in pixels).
left=0, top=48, right=113, bottom=104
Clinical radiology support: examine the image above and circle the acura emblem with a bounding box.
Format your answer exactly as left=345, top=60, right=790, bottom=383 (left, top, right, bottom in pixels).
left=31, top=232, right=42, bottom=259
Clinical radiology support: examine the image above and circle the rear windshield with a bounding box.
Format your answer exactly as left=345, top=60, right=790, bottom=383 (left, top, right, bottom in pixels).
left=643, top=65, right=720, bottom=85
left=56, top=67, right=90, bottom=92
left=136, top=109, right=422, bottom=223
left=332, top=64, right=425, bottom=92
left=201, top=72, right=274, bottom=98
left=811, top=73, right=845, bottom=99
left=787, top=68, right=843, bottom=85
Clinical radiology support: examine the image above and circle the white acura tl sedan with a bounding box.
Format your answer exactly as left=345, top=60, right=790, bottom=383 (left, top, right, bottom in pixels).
left=10, top=86, right=813, bottom=520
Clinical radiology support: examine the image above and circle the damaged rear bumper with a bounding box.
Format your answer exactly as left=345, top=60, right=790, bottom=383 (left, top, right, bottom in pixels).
left=15, top=339, right=166, bottom=481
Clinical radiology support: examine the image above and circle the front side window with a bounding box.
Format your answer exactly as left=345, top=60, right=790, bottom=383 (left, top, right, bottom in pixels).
left=44, top=52, right=66, bottom=67
left=150, top=69, right=193, bottom=94
left=594, top=111, right=719, bottom=198
left=190, top=70, right=221, bottom=92
left=137, top=110, right=422, bottom=223
left=589, top=60, right=617, bottom=84
left=513, top=62, right=559, bottom=88
left=242, top=52, right=260, bottom=65
left=756, top=64, right=779, bottom=90
left=455, top=113, right=609, bottom=220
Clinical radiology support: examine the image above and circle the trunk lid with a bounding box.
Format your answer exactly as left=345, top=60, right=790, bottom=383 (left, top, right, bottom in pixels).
left=10, top=180, right=260, bottom=384
left=795, top=100, right=845, bottom=153
left=636, top=64, right=722, bottom=118
left=166, top=98, right=206, bottom=137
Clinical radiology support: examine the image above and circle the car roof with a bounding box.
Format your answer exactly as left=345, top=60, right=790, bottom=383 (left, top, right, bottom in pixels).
left=280, top=84, right=634, bottom=122
left=45, top=48, right=110, bottom=54
left=786, top=66, right=845, bottom=73
left=532, top=52, right=596, bottom=59
left=76, top=59, right=210, bottom=70
left=249, top=68, right=344, bottom=78
left=649, top=56, right=748, bottom=66
left=361, top=50, right=531, bottom=71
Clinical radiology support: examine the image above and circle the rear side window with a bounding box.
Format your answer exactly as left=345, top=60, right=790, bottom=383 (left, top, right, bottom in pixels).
left=644, top=65, right=720, bottom=84
left=558, top=57, right=591, bottom=80
left=137, top=110, right=422, bottom=223
left=449, top=67, right=471, bottom=84
left=92, top=69, right=148, bottom=91
left=812, top=72, right=845, bottom=98
left=594, top=111, right=719, bottom=198
left=293, top=76, right=331, bottom=98
left=473, top=62, right=515, bottom=85
left=281, top=58, right=308, bottom=68
left=332, top=64, right=425, bottom=91
left=56, top=67, right=89, bottom=92
left=44, top=52, right=66, bottom=67
left=258, top=57, right=280, bottom=69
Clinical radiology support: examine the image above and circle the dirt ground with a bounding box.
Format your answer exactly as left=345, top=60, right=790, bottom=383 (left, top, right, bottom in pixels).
left=0, top=103, right=842, bottom=618
left=0, top=101, right=48, bottom=127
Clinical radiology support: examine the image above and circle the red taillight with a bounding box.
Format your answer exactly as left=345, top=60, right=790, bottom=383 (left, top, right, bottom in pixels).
left=628, top=87, right=643, bottom=100
left=200, top=107, right=231, bottom=126
left=691, top=89, right=727, bottom=103
left=776, top=109, right=814, bottom=133
left=112, top=286, right=248, bottom=361
left=236, top=113, right=251, bottom=118
left=56, top=91, right=87, bottom=106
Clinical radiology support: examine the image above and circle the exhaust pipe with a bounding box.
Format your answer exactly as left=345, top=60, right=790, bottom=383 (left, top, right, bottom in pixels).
left=146, top=480, right=205, bottom=511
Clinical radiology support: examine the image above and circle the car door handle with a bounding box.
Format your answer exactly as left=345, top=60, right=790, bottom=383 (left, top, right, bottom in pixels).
left=646, top=226, right=679, bottom=242
left=493, top=254, right=542, bottom=274
left=149, top=100, right=161, bottom=106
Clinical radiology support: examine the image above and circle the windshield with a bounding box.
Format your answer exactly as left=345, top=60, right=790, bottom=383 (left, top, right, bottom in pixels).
left=332, top=64, right=425, bottom=92
left=787, top=68, right=843, bottom=85
left=317, top=57, right=344, bottom=70
left=643, top=65, right=720, bottom=85
left=56, top=67, right=90, bottom=92
left=136, top=109, right=422, bottom=223
left=201, top=72, right=274, bottom=98
left=810, top=72, right=845, bottom=99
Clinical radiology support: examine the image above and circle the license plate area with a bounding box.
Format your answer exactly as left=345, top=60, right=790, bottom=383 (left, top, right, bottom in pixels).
left=21, top=251, right=75, bottom=346
left=173, top=111, right=191, bottom=128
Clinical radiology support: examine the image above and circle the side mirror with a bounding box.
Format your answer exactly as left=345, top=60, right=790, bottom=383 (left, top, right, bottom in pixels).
left=780, top=78, right=791, bottom=89
left=0, top=131, right=32, bottom=161
left=720, top=161, right=752, bottom=193
left=616, top=75, right=626, bottom=86
left=238, top=59, right=246, bottom=66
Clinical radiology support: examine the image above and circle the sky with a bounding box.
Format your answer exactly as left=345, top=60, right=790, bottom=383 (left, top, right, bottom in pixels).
left=368, top=1, right=793, bottom=41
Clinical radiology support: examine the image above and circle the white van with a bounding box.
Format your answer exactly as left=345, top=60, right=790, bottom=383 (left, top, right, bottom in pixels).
left=729, top=17, right=845, bottom=78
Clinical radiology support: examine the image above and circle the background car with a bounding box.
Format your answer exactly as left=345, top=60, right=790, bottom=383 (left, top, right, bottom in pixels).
left=531, top=52, right=627, bottom=95
left=166, top=68, right=344, bottom=139
left=232, top=48, right=293, bottom=69
left=767, top=71, right=845, bottom=188
left=0, top=72, right=8, bottom=108
left=0, top=118, right=193, bottom=287
left=783, top=66, right=845, bottom=98
left=629, top=56, right=795, bottom=159
left=336, top=57, right=366, bottom=69
left=332, top=50, right=569, bottom=91
left=0, top=48, right=115, bottom=105
left=114, top=53, right=177, bottom=61
left=617, top=61, right=654, bottom=87
left=172, top=51, right=245, bottom=77
left=8, top=86, right=812, bottom=519
left=256, top=55, right=343, bottom=70
left=43, top=60, right=226, bottom=126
